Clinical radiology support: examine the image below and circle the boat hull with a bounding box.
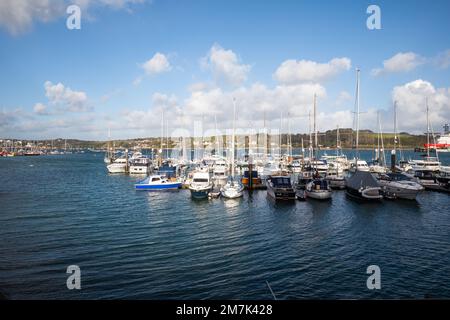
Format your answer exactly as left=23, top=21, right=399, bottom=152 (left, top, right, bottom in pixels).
left=135, top=182, right=181, bottom=190
left=346, top=186, right=382, bottom=201
left=305, top=190, right=332, bottom=200
left=327, top=178, right=346, bottom=189
left=190, top=189, right=211, bottom=199
left=107, top=164, right=127, bottom=173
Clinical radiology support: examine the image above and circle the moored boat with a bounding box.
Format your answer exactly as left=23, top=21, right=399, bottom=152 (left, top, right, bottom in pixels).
left=135, top=175, right=181, bottom=190
left=377, top=172, right=424, bottom=200
left=266, top=175, right=296, bottom=201
left=189, top=171, right=213, bottom=199
left=305, top=178, right=332, bottom=200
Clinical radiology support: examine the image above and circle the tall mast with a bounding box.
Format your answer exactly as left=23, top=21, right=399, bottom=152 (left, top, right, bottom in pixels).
left=160, top=109, right=164, bottom=158
left=393, top=101, right=397, bottom=154
left=308, top=110, right=312, bottom=159
left=231, top=98, right=237, bottom=179
left=426, top=98, right=430, bottom=158
left=279, top=111, right=283, bottom=157
left=336, top=125, right=340, bottom=156
left=355, top=68, right=360, bottom=155
left=377, top=111, right=380, bottom=161
left=214, top=114, right=219, bottom=156
left=314, top=93, right=318, bottom=159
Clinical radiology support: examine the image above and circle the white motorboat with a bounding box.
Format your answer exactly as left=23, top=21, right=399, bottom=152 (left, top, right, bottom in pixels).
left=325, top=163, right=346, bottom=189
left=212, top=159, right=228, bottom=185
left=107, top=157, right=128, bottom=173
left=377, top=172, right=424, bottom=200
left=349, top=160, right=370, bottom=172
left=129, top=155, right=151, bottom=174
left=409, top=157, right=441, bottom=172
left=189, top=171, right=213, bottom=199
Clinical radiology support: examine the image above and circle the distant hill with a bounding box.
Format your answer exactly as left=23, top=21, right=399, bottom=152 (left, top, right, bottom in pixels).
left=1, top=129, right=428, bottom=150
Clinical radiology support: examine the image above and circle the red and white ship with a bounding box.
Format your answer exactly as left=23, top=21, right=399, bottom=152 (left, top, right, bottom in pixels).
left=424, top=124, right=450, bottom=152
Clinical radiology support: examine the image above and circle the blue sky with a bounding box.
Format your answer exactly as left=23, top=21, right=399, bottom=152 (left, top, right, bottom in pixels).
left=0, top=0, right=449, bottom=140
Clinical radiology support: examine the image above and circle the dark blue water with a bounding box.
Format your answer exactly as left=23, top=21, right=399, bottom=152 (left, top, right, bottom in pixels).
left=0, top=151, right=449, bottom=299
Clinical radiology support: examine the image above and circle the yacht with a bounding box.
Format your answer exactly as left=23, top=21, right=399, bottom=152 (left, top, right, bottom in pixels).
left=221, top=180, right=244, bottom=199
left=189, top=171, right=213, bottom=199
left=349, top=160, right=370, bottom=172
left=345, top=69, right=382, bottom=201
left=266, top=176, right=296, bottom=200
left=376, top=172, right=424, bottom=200
left=409, top=157, right=441, bottom=172
left=346, top=171, right=383, bottom=200
left=212, top=159, right=228, bottom=185
left=129, top=155, right=151, bottom=175
left=296, top=169, right=314, bottom=189
left=325, top=163, right=346, bottom=189
left=413, top=169, right=440, bottom=190
left=221, top=98, right=244, bottom=199
left=305, top=178, right=332, bottom=200
left=107, top=157, right=128, bottom=174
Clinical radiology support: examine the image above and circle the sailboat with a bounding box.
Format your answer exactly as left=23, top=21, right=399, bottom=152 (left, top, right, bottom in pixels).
left=325, top=125, right=346, bottom=189
left=409, top=100, right=441, bottom=173
left=375, top=102, right=424, bottom=200
left=305, top=94, right=332, bottom=200
left=345, top=68, right=383, bottom=201
left=221, top=98, right=244, bottom=199
left=369, top=112, right=387, bottom=174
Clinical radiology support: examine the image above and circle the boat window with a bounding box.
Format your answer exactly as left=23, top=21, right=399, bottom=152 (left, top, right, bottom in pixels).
left=151, top=177, right=160, bottom=182
left=194, top=178, right=209, bottom=183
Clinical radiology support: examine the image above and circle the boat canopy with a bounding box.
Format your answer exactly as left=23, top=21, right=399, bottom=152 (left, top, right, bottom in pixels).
left=346, top=171, right=379, bottom=189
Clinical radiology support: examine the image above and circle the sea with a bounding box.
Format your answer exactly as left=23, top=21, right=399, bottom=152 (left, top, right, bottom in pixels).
left=0, top=150, right=449, bottom=299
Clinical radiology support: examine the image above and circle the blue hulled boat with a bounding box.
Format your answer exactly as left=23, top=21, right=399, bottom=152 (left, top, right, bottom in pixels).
left=135, top=175, right=182, bottom=190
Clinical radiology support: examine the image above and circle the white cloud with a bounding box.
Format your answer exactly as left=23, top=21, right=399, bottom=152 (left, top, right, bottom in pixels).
left=142, top=53, right=172, bottom=75
left=372, top=52, right=425, bottom=76
left=202, top=44, right=251, bottom=86
left=33, top=102, right=48, bottom=115
left=274, top=57, right=351, bottom=84
left=44, top=81, right=90, bottom=112
left=0, top=0, right=147, bottom=35
left=392, top=79, right=450, bottom=133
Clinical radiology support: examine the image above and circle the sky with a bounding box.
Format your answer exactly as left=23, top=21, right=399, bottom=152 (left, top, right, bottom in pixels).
left=0, top=0, right=449, bottom=140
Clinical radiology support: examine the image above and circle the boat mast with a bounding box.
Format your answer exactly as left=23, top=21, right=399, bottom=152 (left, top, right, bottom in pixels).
left=160, top=110, right=164, bottom=161
left=378, top=111, right=386, bottom=167
left=393, top=101, right=397, bottom=154
left=336, top=125, right=340, bottom=156
left=308, top=110, right=313, bottom=159
left=314, top=93, right=318, bottom=161
left=231, top=98, right=237, bottom=180
left=426, top=98, right=430, bottom=158
left=215, top=114, right=219, bottom=156
left=279, top=111, right=283, bottom=158
left=355, top=68, right=361, bottom=165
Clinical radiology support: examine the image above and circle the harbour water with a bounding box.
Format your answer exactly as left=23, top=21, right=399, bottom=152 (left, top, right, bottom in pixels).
left=0, top=151, right=449, bottom=299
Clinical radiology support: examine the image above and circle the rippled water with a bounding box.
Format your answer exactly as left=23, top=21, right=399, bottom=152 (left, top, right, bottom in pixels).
left=0, top=151, right=449, bottom=299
